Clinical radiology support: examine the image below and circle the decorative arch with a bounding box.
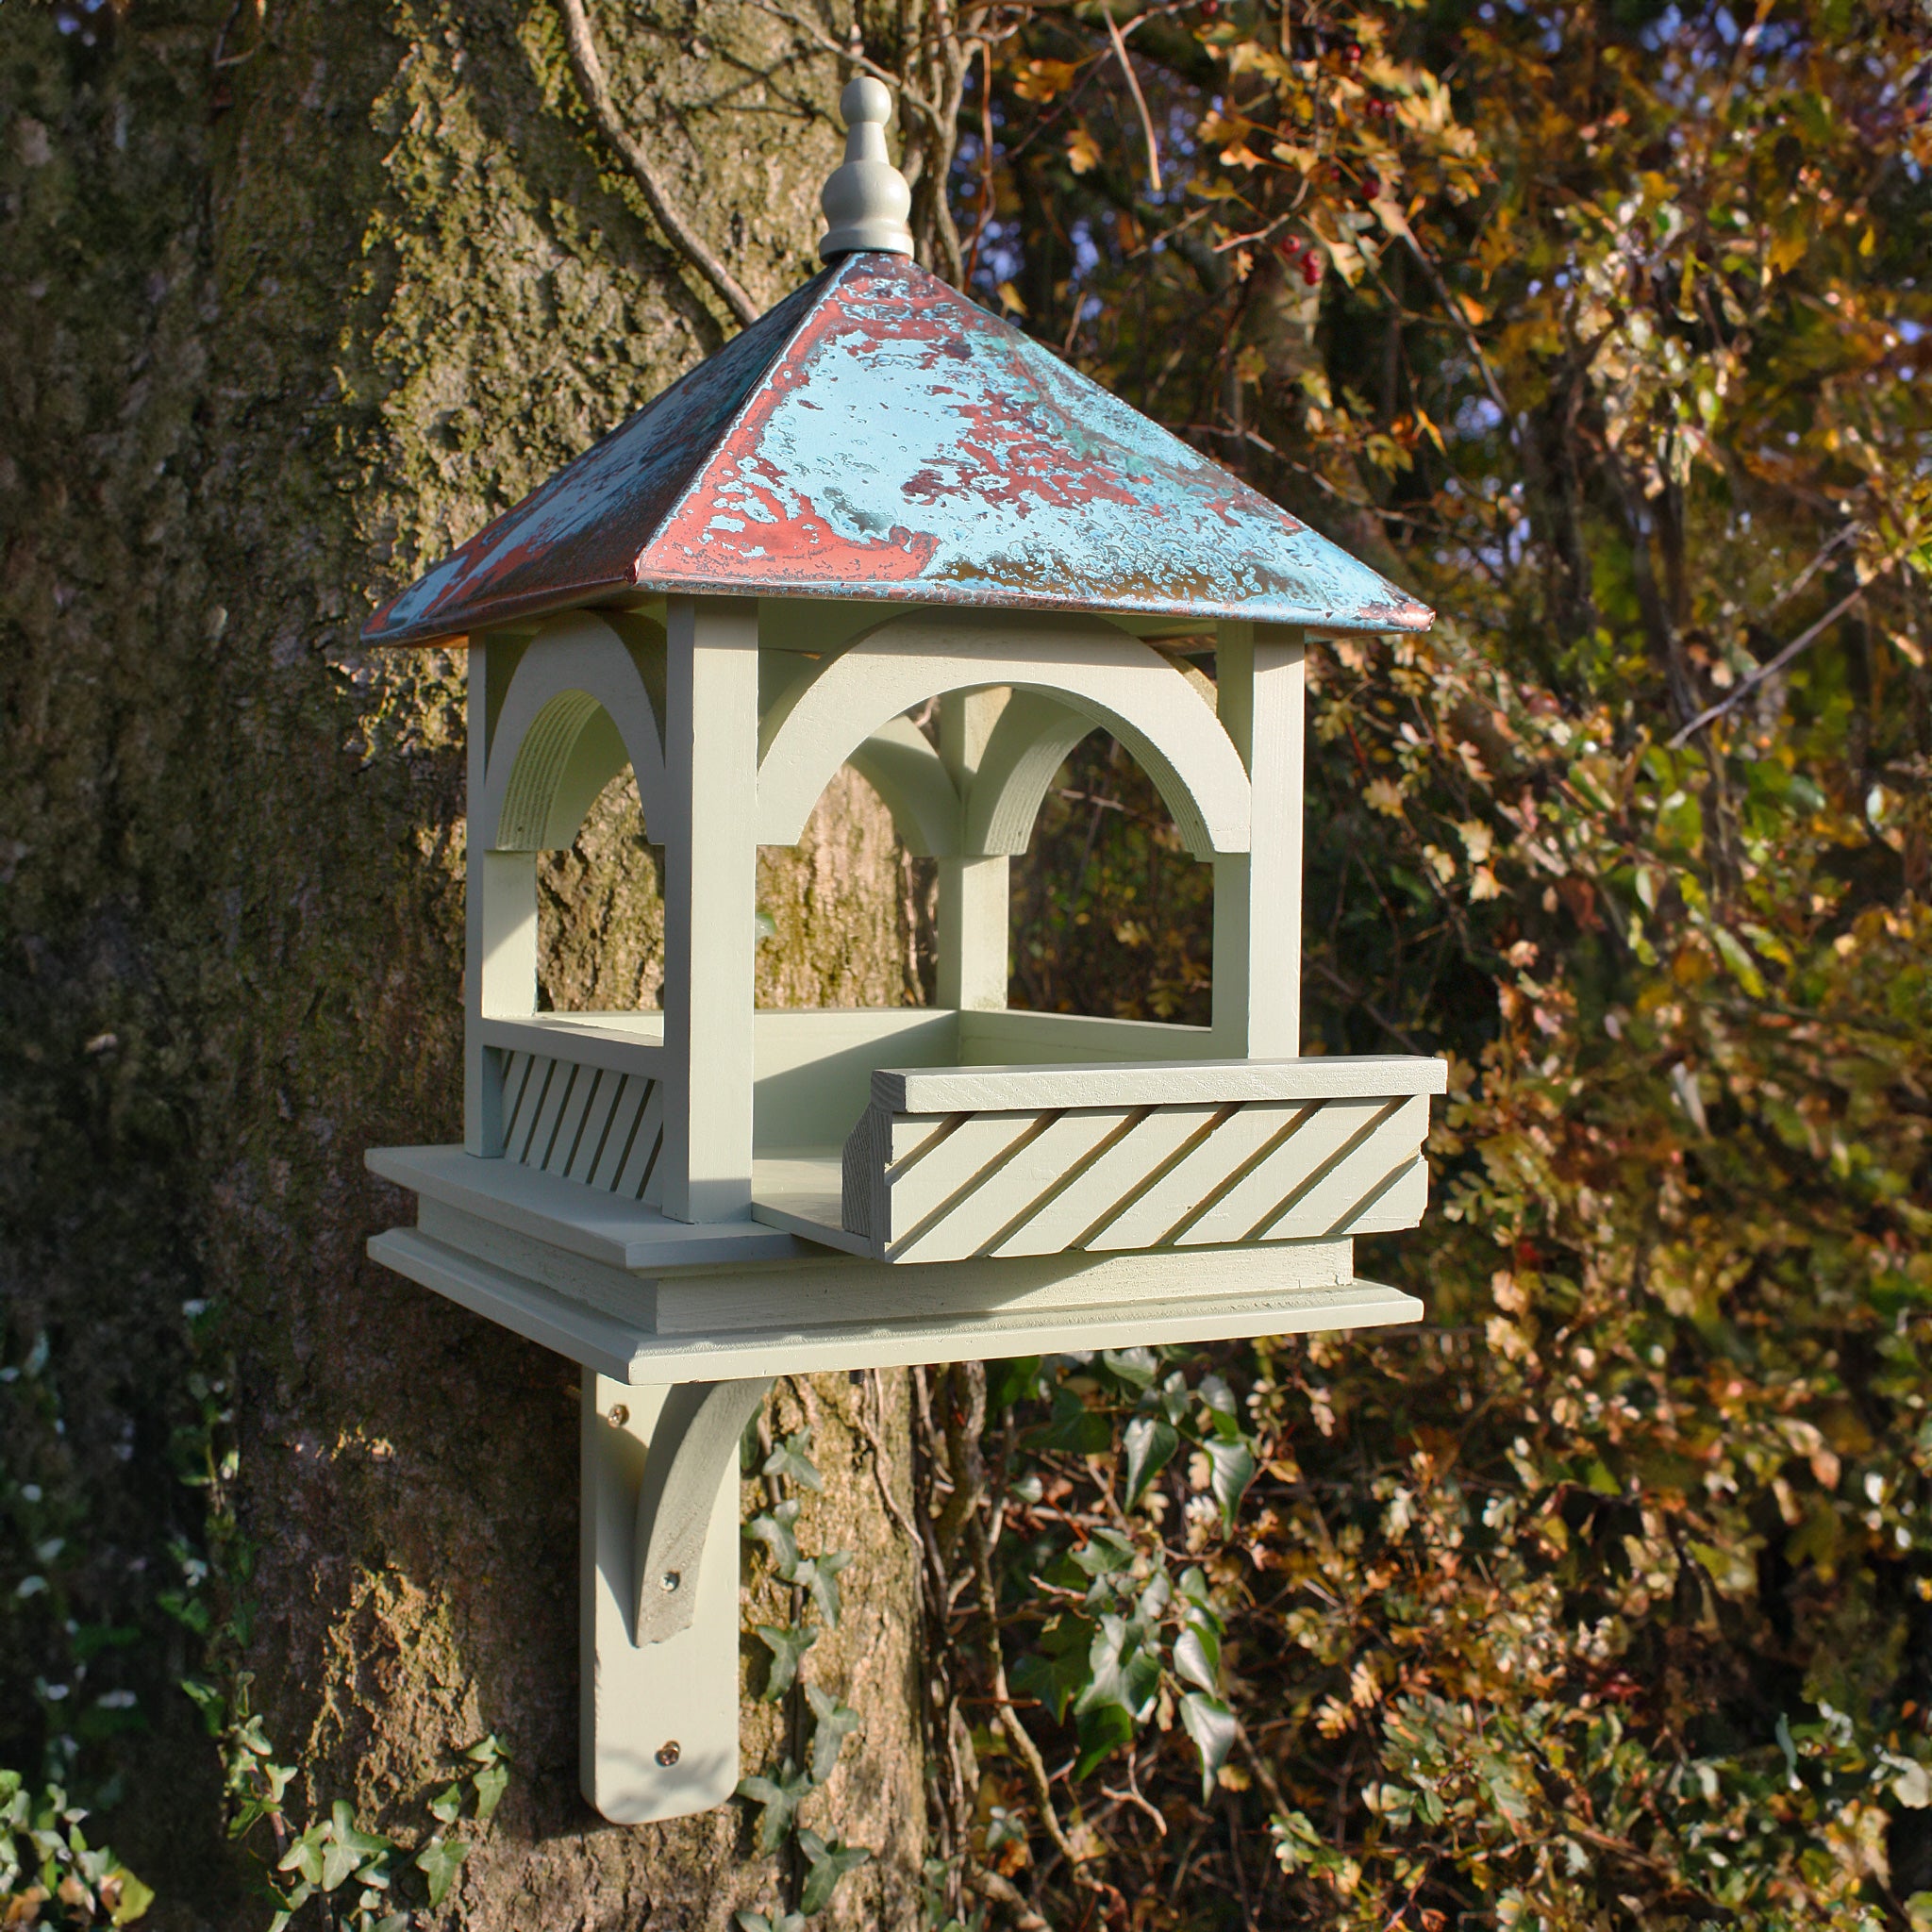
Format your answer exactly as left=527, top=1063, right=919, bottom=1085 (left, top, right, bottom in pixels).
left=483, top=612, right=670, bottom=850
left=756, top=614, right=1250, bottom=859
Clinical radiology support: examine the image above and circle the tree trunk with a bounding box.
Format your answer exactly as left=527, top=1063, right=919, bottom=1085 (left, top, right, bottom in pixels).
left=0, top=3, right=924, bottom=1926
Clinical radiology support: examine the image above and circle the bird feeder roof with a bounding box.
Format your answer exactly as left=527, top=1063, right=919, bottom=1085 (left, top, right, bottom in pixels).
left=363, top=251, right=1434, bottom=649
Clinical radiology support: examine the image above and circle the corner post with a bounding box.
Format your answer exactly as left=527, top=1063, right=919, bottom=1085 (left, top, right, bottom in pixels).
left=659, top=596, right=759, bottom=1223
left=1213, top=621, right=1305, bottom=1058
left=937, top=688, right=1010, bottom=1011
left=466, top=632, right=537, bottom=1155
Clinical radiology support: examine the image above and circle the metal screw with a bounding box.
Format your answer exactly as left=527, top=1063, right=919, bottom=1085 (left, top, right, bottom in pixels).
left=606, top=1404, right=629, bottom=1428
left=659, top=1570, right=681, bottom=1593
left=656, top=1740, right=681, bottom=1767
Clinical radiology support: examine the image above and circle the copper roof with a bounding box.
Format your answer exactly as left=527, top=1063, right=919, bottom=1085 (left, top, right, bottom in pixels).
left=364, top=252, right=1434, bottom=648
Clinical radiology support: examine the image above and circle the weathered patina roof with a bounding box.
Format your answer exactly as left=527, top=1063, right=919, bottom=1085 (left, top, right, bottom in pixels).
left=364, top=252, right=1433, bottom=647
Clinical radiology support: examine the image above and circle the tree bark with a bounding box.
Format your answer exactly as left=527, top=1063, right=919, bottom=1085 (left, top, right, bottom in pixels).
left=0, top=3, right=924, bottom=1926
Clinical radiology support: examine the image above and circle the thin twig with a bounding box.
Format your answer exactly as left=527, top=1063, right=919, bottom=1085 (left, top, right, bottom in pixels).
left=1105, top=9, right=1162, bottom=193
left=1668, top=550, right=1907, bottom=747
left=553, top=0, right=759, bottom=327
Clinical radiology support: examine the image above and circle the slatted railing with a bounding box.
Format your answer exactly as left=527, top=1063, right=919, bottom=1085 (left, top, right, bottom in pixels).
left=497, top=1050, right=666, bottom=1202
left=841, top=1057, right=1446, bottom=1264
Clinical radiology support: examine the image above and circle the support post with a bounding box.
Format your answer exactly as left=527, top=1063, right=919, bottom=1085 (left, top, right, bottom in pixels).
left=1213, top=621, right=1305, bottom=1058
left=938, top=687, right=1010, bottom=1011
left=659, top=596, right=759, bottom=1222
left=467, top=634, right=537, bottom=1155
left=580, top=1375, right=756, bottom=1824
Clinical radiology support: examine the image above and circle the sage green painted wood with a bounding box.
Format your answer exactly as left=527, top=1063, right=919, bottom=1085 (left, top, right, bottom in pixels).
left=838, top=1058, right=1442, bottom=1264
left=755, top=613, right=1253, bottom=858
left=580, top=1377, right=743, bottom=1824
left=1213, top=621, right=1307, bottom=1056
left=372, top=1224, right=1418, bottom=1382
left=660, top=597, right=761, bottom=1223
left=937, top=690, right=1013, bottom=1010
left=629, top=1377, right=774, bottom=1643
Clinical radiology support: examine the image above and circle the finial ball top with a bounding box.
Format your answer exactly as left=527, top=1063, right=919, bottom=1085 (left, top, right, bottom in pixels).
left=841, top=75, right=893, bottom=129
left=819, top=73, right=915, bottom=261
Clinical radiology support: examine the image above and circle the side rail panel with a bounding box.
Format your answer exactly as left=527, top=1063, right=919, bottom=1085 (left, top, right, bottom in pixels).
left=841, top=1056, right=1448, bottom=1265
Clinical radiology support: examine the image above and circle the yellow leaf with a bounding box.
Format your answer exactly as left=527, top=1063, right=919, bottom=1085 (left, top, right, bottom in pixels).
left=1859, top=225, right=1876, bottom=256
left=1065, top=127, right=1101, bottom=175
left=1010, top=58, right=1079, bottom=104
left=1220, top=142, right=1267, bottom=172
left=995, top=280, right=1027, bottom=318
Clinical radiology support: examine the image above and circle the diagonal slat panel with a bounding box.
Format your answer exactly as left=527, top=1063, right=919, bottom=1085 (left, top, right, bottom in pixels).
left=1172, top=1098, right=1392, bottom=1247
left=884, top=1110, right=1061, bottom=1247
left=544, top=1062, right=600, bottom=1177
left=891, top=1107, right=1133, bottom=1263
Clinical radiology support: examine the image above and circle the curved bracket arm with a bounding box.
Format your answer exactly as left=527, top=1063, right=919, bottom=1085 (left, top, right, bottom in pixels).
left=630, top=1376, right=773, bottom=1645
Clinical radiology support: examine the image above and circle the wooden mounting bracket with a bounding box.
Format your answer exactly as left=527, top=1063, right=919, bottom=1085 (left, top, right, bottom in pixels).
left=579, top=1374, right=773, bottom=1824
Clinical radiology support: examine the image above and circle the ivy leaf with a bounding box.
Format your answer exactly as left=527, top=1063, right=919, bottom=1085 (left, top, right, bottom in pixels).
left=761, top=1429, right=823, bottom=1492
left=1174, top=1622, right=1221, bottom=1694
left=805, top=1684, right=862, bottom=1785
left=1073, top=1699, right=1135, bottom=1780
left=1203, top=1438, right=1257, bottom=1527
left=1124, top=1415, right=1178, bottom=1507
left=744, top=1503, right=801, bottom=1576
left=1012, top=1616, right=1093, bottom=1724
left=737, top=1762, right=812, bottom=1855
left=277, top=1824, right=327, bottom=1889
left=754, top=1622, right=819, bottom=1701
left=464, top=1735, right=510, bottom=1823
left=426, top=1783, right=463, bottom=1827
left=1075, top=1613, right=1159, bottom=1725
left=792, top=1547, right=855, bottom=1629
left=1180, top=1692, right=1239, bottom=1799
left=1068, top=1528, right=1136, bottom=1579
left=796, top=1829, right=871, bottom=1914
left=415, top=1837, right=468, bottom=1908
left=1102, top=1346, right=1158, bottom=1389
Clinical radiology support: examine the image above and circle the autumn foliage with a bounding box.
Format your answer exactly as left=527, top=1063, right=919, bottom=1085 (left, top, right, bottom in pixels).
left=916, top=0, right=1932, bottom=1924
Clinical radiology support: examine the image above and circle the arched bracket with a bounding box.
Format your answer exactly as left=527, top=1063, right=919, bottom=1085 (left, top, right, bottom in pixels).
left=631, top=1376, right=774, bottom=1642
left=580, top=1374, right=772, bottom=1825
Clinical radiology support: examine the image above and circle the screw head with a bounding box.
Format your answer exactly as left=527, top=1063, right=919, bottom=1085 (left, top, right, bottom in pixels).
left=656, top=1740, right=681, bottom=1767
left=606, top=1404, right=629, bottom=1428
left=659, top=1570, right=681, bottom=1593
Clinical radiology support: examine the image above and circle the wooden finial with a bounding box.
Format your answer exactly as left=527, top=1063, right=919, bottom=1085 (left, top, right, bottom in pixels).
left=818, top=76, right=914, bottom=262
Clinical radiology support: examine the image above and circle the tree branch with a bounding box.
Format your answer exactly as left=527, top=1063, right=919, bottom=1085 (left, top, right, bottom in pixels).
left=554, top=0, right=759, bottom=328
left=1667, top=550, right=1907, bottom=747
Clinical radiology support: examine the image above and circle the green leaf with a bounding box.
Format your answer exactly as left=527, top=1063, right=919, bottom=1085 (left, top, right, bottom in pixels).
left=109, top=1869, right=155, bottom=1925
left=796, top=1829, right=871, bottom=1914
left=754, top=1622, right=819, bottom=1700
left=1204, top=1438, right=1257, bottom=1527
left=278, top=1824, right=327, bottom=1889
left=744, top=1502, right=802, bottom=1575
left=1012, top=1616, right=1093, bottom=1724
left=179, top=1677, right=225, bottom=1735
left=737, top=1762, right=812, bottom=1855
left=426, top=1783, right=463, bottom=1826
left=1180, top=1693, right=1238, bottom=1799
left=805, top=1684, right=862, bottom=1785
left=415, top=1837, right=468, bottom=1908
left=1102, top=1346, right=1158, bottom=1388
left=1123, top=1415, right=1178, bottom=1507
left=792, top=1547, right=855, bottom=1629
left=1174, top=1623, right=1221, bottom=1693
left=1068, top=1527, right=1136, bottom=1578
left=329, top=1801, right=393, bottom=1858
left=761, top=1429, right=823, bottom=1491
left=1073, top=1698, right=1135, bottom=1780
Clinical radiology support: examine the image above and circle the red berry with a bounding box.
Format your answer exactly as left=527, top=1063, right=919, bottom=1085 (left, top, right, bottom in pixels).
left=1302, top=253, right=1323, bottom=285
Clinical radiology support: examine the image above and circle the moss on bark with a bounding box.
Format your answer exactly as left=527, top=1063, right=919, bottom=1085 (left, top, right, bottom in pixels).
left=0, top=2, right=924, bottom=1924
